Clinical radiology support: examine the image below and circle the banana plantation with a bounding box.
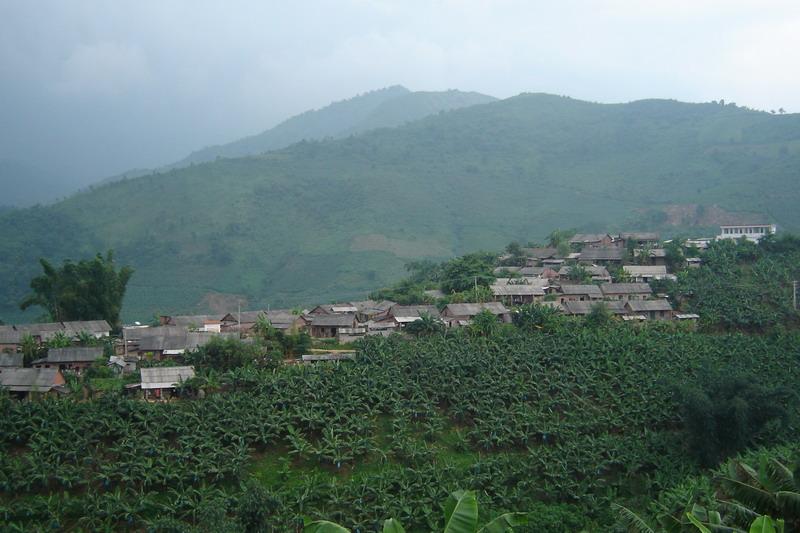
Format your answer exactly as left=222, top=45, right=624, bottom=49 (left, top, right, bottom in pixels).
left=1, top=326, right=799, bottom=531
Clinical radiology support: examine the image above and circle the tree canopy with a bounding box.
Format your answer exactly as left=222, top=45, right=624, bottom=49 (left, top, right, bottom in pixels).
left=19, top=251, right=133, bottom=329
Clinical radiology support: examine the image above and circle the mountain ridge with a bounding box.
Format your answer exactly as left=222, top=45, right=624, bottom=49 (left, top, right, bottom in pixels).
left=2, top=92, right=798, bottom=322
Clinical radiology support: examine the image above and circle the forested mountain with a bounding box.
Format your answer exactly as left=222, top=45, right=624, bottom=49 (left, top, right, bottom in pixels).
left=173, top=86, right=496, bottom=166
left=2, top=93, right=799, bottom=321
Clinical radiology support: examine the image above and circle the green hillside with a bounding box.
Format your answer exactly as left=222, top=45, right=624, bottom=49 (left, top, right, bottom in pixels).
left=176, top=86, right=496, bottom=166
left=1, top=93, right=799, bottom=321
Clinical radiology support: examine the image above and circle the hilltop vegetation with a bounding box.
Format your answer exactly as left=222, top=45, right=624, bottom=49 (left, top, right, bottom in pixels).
left=2, top=323, right=799, bottom=530
left=1, top=94, right=800, bottom=321
left=175, top=86, right=496, bottom=167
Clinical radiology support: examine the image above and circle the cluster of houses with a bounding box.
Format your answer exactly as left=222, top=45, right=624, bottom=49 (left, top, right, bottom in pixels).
left=0, top=320, right=112, bottom=399
left=0, top=224, right=776, bottom=399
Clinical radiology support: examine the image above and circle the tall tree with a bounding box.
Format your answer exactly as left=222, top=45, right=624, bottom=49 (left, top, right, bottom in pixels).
left=20, top=251, right=133, bottom=329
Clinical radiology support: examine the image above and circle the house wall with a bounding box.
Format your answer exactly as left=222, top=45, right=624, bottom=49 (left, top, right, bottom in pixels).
left=310, top=326, right=337, bottom=338
left=33, top=361, right=94, bottom=373
left=717, top=225, right=776, bottom=242
left=607, top=294, right=647, bottom=302
left=493, top=294, right=536, bottom=305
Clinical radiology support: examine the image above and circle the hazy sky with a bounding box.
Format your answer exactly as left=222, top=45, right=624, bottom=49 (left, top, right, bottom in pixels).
left=2, top=0, right=799, bottom=187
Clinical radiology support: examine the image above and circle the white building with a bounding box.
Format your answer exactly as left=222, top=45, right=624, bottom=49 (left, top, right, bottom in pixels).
left=717, top=224, right=776, bottom=242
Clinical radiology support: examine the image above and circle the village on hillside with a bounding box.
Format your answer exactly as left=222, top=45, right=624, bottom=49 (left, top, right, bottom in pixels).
left=0, top=223, right=778, bottom=400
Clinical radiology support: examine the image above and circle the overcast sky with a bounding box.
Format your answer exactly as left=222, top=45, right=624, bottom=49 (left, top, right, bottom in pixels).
left=2, top=0, right=799, bottom=188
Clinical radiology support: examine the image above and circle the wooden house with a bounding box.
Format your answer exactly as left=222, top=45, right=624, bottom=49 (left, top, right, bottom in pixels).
left=618, top=232, right=660, bottom=248
left=33, top=346, right=104, bottom=374
left=0, top=353, right=23, bottom=368
left=622, top=265, right=672, bottom=283
left=0, top=327, right=22, bottom=353
left=441, top=303, right=511, bottom=327
left=556, top=284, right=603, bottom=304
left=309, top=313, right=360, bottom=339
left=633, top=248, right=667, bottom=266
left=577, top=247, right=624, bottom=265
left=349, top=300, right=397, bottom=322
left=61, top=320, right=112, bottom=339
left=140, top=366, right=195, bottom=400
left=219, top=310, right=308, bottom=336
left=132, top=327, right=229, bottom=360
left=569, top=233, right=615, bottom=248
left=558, top=265, right=611, bottom=283
left=600, top=283, right=653, bottom=301
left=624, top=299, right=673, bottom=320
left=562, top=300, right=626, bottom=316
left=490, top=278, right=546, bottom=305
left=0, top=368, right=65, bottom=399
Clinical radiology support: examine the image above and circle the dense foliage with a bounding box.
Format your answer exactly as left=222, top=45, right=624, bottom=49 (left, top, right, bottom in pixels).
left=19, top=251, right=133, bottom=329
left=628, top=443, right=800, bottom=532
left=2, top=96, right=799, bottom=321
left=1, top=325, right=798, bottom=530
left=672, top=362, right=794, bottom=466
left=667, top=236, right=800, bottom=331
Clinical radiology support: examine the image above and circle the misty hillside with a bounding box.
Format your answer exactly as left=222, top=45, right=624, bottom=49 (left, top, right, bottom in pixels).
left=175, top=86, right=496, bottom=166
left=1, top=93, right=799, bottom=322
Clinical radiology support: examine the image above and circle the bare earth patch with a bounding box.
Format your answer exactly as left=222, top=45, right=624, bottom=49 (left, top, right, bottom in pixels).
left=350, top=233, right=450, bottom=258
left=197, top=291, right=249, bottom=314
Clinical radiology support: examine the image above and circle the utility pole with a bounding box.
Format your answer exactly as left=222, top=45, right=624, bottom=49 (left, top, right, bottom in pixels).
left=794, top=280, right=798, bottom=310
left=238, top=300, right=242, bottom=339
left=474, top=276, right=478, bottom=292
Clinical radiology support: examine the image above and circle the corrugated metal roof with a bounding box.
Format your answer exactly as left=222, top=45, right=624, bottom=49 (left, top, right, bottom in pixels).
left=169, top=315, right=223, bottom=328
left=569, top=234, right=611, bottom=244
left=600, top=283, right=653, bottom=295
left=0, top=354, right=23, bottom=367
left=563, top=300, right=626, bottom=315
left=626, top=300, right=673, bottom=312
left=311, top=314, right=357, bottom=327
left=619, top=232, right=660, bottom=241
left=389, top=305, right=440, bottom=319
left=559, top=284, right=603, bottom=297
left=62, top=320, right=111, bottom=334
left=578, top=247, right=624, bottom=261
left=46, top=346, right=104, bottom=363
left=0, top=368, right=61, bottom=392
left=491, top=285, right=545, bottom=296
left=623, top=266, right=668, bottom=276
left=0, top=327, right=21, bottom=344
left=136, top=328, right=230, bottom=351
left=140, top=366, right=195, bottom=389
left=444, top=302, right=509, bottom=316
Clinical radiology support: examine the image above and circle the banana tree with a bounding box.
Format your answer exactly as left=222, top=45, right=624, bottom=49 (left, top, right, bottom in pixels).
left=304, top=490, right=527, bottom=532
